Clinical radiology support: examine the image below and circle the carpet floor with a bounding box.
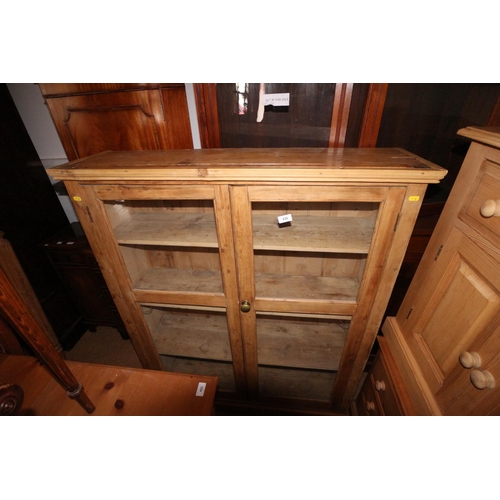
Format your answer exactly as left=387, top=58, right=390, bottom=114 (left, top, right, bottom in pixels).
left=64, top=326, right=142, bottom=368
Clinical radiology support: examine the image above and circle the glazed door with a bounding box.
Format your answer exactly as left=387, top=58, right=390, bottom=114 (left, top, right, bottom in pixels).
left=72, top=183, right=245, bottom=394
left=230, top=185, right=405, bottom=404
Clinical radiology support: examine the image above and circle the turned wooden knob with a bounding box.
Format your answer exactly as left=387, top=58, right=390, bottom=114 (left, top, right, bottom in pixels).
left=375, top=380, right=386, bottom=391
left=366, top=401, right=375, bottom=411
left=470, top=370, right=496, bottom=390
left=459, top=351, right=482, bottom=369
left=480, top=199, right=500, bottom=218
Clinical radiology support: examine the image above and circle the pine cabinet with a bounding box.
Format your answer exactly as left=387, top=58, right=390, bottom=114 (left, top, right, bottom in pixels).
left=354, top=336, right=415, bottom=416
left=383, top=127, right=500, bottom=415
left=48, top=148, right=445, bottom=413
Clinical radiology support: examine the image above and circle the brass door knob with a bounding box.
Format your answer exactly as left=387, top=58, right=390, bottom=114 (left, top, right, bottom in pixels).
left=240, top=300, right=251, bottom=313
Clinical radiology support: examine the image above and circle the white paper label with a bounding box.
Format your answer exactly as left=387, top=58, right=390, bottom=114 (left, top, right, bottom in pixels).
left=263, top=93, right=290, bottom=106
left=196, top=382, right=206, bottom=397
left=277, top=214, right=293, bottom=224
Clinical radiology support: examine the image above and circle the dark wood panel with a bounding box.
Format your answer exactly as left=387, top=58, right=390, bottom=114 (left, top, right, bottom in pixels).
left=377, top=83, right=500, bottom=196
left=39, top=83, right=184, bottom=96
left=358, top=83, right=388, bottom=147
left=216, top=83, right=336, bottom=148
left=193, top=83, right=221, bottom=148
left=329, top=83, right=353, bottom=147
left=43, top=224, right=128, bottom=338
left=41, top=85, right=193, bottom=160
left=160, top=87, right=194, bottom=149
left=0, top=313, right=24, bottom=354
left=0, top=84, right=84, bottom=350
left=344, top=83, right=370, bottom=147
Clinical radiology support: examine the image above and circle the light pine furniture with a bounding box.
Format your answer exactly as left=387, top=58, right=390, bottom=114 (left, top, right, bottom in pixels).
left=382, top=127, right=500, bottom=415
left=0, top=354, right=217, bottom=416
left=354, top=336, right=415, bottom=415
left=48, top=148, right=445, bottom=413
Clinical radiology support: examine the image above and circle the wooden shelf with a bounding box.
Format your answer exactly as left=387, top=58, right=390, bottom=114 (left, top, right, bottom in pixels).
left=133, top=268, right=224, bottom=294
left=152, top=310, right=231, bottom=362
left=259, top=365, right=336, bottom=401
left=253, top=215, right=375, bottom=253
left=161, top=356, right=236, bottom=393
left=113, top=212, right=375, bottom=254
left=114, top=212, right=218, bottom=247
left=257, top=316, right=347, bottom=370
left=255, top=273, right=360, bottom=302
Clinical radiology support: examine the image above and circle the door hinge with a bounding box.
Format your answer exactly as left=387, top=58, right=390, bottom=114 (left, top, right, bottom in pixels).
left=85, top=206, right=94, bottom=223
left=393, top=212, right=402, bottom=232
left=434, top=244, right=444, bottom=261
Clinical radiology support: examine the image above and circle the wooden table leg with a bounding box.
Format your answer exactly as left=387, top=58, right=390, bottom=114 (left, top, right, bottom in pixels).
left=0, top=265, right=94, bottom=414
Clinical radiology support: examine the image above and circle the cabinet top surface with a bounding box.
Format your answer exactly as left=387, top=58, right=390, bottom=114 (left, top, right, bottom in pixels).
left=457, top=127, right=500, bottom=149
left=48, top=148, right=447, bottom=184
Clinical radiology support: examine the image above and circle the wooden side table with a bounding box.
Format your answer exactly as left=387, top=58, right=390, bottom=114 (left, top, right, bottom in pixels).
left=0, top=354, right=217, bottom=416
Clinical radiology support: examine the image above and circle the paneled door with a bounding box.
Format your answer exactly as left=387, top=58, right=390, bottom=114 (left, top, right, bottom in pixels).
left=39, top=84, right=193, bottom=161
left=397, top=226, right=500, bottom=415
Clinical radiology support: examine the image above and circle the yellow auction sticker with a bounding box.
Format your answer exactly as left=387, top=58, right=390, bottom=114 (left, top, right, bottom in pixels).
left=73, top=196, right=82, bottom=202
left=408, top=196, right=420, bottom=201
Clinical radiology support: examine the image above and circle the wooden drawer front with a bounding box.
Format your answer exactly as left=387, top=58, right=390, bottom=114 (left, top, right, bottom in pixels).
left=356, top=376, right=382, bottom=416
left=370, top=355, right=403, bottom=416
left=460, top=159, right=500, bottom=243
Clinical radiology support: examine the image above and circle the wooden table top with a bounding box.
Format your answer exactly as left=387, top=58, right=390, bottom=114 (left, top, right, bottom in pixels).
left=0, top=354, right=217, bottom=416
left=48, top=148, right=447, bottom=184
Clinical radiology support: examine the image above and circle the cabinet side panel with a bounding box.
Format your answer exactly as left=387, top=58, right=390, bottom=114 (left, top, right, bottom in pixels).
left=64, top=182, right=162, bottom=369
left=333, top=185, right=426, bottom=411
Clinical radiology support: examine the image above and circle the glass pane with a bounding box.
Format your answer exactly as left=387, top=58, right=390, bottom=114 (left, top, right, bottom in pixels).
left=252, top=201, right=379, bottom=303
left=217, top=83, right=336, bottom=147
left=104, top=200, right=223, bottom=295
left=256, top=314, right=349, bottom=401
left=142, top=305, right=236, bottom=393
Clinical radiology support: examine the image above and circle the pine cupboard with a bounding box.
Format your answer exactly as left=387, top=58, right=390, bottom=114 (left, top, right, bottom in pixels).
left=48, top=148, right=446, bottom=413
left=382, top=127, right=500, bottom=415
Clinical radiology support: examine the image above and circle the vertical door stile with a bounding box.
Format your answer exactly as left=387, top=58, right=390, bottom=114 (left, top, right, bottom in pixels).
left=229, top=185, right=259, bottom=396
left=332, top=185, right=424, bottom=411
left=213, top=184, right=246, bottom=394
left=63, top=181, right=163, bottom=370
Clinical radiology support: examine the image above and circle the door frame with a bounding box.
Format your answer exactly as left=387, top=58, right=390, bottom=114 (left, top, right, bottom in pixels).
left=193, top=83, right=389, bottom=149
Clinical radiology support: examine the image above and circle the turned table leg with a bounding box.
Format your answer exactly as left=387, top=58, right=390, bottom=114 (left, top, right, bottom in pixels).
left=0, top=265, right=94, bottom=414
